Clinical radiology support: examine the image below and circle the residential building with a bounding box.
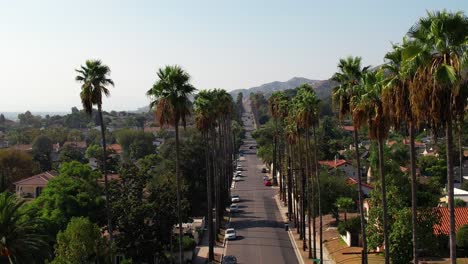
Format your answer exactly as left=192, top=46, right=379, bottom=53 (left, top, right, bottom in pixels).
left=13, top=171, right=58, bottom=199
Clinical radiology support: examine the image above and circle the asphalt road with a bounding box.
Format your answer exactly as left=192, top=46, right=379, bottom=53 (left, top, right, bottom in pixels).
left=224, top=100, right=299, bottom=264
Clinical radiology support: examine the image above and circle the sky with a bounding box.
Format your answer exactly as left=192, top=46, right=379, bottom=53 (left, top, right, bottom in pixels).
left=0, top=0, right=466, bottom=112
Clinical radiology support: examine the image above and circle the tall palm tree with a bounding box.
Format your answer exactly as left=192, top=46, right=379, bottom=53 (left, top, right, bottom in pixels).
left=194, top=90, right=217, bottom=261
left=382, top=42, right=419, bottom=263
left=75, top=59, right=114, bottom=241
left=269, top=92, right=287, bottom=187
left=354, top=70, right=390, bottom=263
left=0, top=192, right=50, bottom=263
left=332, top=56, right=369, bottom=264
left=405, top=11, right=468, bottom=262
left=146, top=65, right=196, bottom=263
left=294, top=85, right=322, bottom=261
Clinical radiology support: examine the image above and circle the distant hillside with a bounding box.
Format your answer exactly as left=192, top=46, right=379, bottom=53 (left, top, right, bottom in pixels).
left=230, top=77, right=336, bottom=99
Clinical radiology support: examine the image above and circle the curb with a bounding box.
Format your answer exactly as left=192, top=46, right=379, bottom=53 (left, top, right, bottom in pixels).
left=274, top=194, right=305, bottom=264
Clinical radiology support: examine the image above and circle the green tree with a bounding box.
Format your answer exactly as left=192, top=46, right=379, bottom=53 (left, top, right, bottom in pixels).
left=146, top=65, right=195, bottom=263
left=28, top=161, right=104, bottom=235
left=58, top=144, right=87, bottom=164
left=336, top=197, right=354, bottom=221
left=354, top=70, right=391, bottom=262
left=406, top=11, right=468, bottom=262
left=454, top=198, right=466, bottom=207
left=457, top=225, right=468, bottom=249
left=32, top=135, right=53, bottom=171
left=332, top=56, right=370, bottom=263
left=51, top=217, right=110, bottom=264
left=0, top=149, right=36, bottom=192
left=115, top=129, right=155, bottom=160
left=75, top=59, right=115, bottom=241
left=0, top=192, right=50, bottom=263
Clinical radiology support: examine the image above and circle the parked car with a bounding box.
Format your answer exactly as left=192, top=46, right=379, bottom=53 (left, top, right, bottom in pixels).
left=230, top=204, right=239, bottom=213
left=224, top=228, right=237, bottom=240
left=231, top=195, right=240, bottom=203
left=233, top=176, right=242, bottom=182
left=222, top=255, right=237, bottom=264
left=264, top=179, right=272, bottom=186
left=263, top=175, right=268, bottom=181
left=234, top=172, right=242, bottom=177
left=261, top=168, right=267, bottom=173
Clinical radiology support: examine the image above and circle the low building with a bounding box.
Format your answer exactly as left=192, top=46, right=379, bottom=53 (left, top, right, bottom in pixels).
left=319, top=159, right=357, bottom=179
left=13, top=171, right=58, bottom=199
left=434, top=207, right=468, bottom=235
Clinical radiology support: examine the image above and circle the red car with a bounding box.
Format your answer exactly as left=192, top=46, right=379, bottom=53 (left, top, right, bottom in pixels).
left=264, top=179, right=272, bottom=186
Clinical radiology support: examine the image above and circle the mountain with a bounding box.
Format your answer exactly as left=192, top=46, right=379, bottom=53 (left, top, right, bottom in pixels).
left=229, top=77, right=336, bottom=99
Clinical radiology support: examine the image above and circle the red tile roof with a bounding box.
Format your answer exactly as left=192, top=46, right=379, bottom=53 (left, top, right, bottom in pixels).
left=98, top=174, right=121, bottom=185
left=13, top=171, right=58, bottom=186
left=434, top=207, right=468, bottom=235
left=346, top=177, right=374, bottom=189
left=107, top=144, right=123, bottom=154
left=402, top=138, right=425, bottom=147
left=63, top=141, right=87, bottom=149
left=342, top=126, right=355, bottom=132
left=387, top=140, right=398, bottom=147
left=319, top=159, right=349, bottom=168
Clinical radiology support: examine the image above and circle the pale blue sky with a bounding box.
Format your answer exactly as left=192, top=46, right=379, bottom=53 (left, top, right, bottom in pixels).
left=0, top=0, right=466, bottom=112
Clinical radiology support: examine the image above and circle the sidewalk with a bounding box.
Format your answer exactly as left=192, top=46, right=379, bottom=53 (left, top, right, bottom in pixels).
left=193, top=227, right=225, bottom=264
left=274, top=193, right=331, bottom=264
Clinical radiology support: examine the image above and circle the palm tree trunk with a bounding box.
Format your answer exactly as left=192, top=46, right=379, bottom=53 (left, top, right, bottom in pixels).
left=97, top=104, right=113, bottom=242
left=409, top=122, right=418, bottom=264
left=353, top=128, right=367, bottom=264
left=378, top=137, right=389, bottom=264
left=174, top=122, right=183, bottom=264
left=273, top=120, right=278, bottom=186
left=459, top=123, right=463, bottom=184
left=305, top=130, right=313, bottom=258
left=205, top=131, right=214, bottom=261
left=212, top=128, right=220, bottom=239
left=313, top=125, right=322, bottom=263
left=447, top=118, right=456, bottom=263
left=288, top=145, right=293, bottom=222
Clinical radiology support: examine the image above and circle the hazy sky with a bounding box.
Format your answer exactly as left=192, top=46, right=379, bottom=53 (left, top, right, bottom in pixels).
left=0, top=0, right=466, bottom=112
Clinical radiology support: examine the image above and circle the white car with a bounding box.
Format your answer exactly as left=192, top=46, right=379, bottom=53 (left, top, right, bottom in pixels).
left=233, top=176, right=241, bottom=182
left=230, top=204, right=239, bottom=213
left=225, top=228, right=237, bottom=240
left=235, top=171, right=242, bottom=176
left=231, top=195, right=240, bottom=203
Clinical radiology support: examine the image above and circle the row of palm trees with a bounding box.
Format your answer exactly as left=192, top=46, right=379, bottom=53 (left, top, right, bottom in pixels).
left=268, top=84, right=324, bottom=262
left=194, top=89, right=237, bottom=261
left=332, top=10, right=467, bottom=264
left=76, top=62, right=237, bottom=263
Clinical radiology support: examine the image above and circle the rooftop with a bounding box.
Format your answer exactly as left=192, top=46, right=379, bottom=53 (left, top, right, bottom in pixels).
left=319, top=159, right=349, bottom=168
left=13, top=171, right=58, bottom=186
left=434, top=207, right=468, bottom=235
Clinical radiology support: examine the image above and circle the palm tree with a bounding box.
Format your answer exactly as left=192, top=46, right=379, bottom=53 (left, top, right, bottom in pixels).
left=405, top=11, right=468, bottom=262
left=332, top=56, right=369, bottom=264
left=354, top=70, right=390, bottom=263
left=269, top=92, right=288, bottom=187
left=146, top=65, right=196, bottom=263
left=75, top=59, right=114, bottom=241
left=194, top=90, right=217, bottom=261
left=294, top=85, right=322, bottom=260
left=382, top=42, right=419, bottom=263
left=0, top=192, right=50, bottom=263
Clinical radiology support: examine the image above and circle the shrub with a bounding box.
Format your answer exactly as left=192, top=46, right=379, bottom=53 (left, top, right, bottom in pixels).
left=457, top=225, right=468, bottom=248
left=337, top=216, right=361, bottom=235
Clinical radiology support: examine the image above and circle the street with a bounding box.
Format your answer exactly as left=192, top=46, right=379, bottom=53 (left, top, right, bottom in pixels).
left=224, top=99, right=299, bottom=264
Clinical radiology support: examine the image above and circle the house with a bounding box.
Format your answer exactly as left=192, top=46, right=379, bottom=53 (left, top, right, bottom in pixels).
left=346, top=177, right=373, bottom=196
left=434, top=207, right=468, bottom=235
left=108, top=144, right=123, bottom=155
left=443, top=188, right=468, bottom=204
left=63, top=141, right=87, bottom=152
left=13, top=171, right=58, bottom=199
left=319, top=159, right=357, bottom=179
left=341, top=126, right=355, bottom=132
